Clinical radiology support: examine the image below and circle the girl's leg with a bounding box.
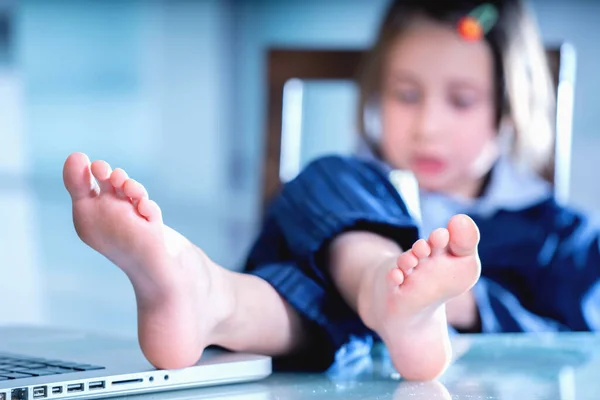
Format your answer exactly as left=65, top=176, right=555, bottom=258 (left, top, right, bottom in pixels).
left=63, top=152, right=308, bottom=369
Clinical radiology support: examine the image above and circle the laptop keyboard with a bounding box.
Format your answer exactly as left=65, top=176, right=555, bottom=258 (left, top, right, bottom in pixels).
left=0, top=354, right=104, bottom=381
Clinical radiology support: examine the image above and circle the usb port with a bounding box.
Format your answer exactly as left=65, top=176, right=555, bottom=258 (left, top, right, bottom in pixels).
left=88, top=381, right=105, bottom=390
left=66, top=384, right=83, bottom=393
left=51, top=387, right=62, bottom=395
left=32, top=387, right=47, bottom=399
left=11, top=389, right=27, bottom=400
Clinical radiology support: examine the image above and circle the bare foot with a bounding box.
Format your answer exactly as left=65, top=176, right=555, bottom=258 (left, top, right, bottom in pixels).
left=63, top=152, right=235, bottom=369
left=358, top=214, right=481, bottom=381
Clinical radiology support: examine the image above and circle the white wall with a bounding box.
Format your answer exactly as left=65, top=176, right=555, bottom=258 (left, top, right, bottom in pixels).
left=531, top=0, right=600, bottom=212
left=0, top=67, right=44, bottom=325
left=2, top=0, right=239, bottom=336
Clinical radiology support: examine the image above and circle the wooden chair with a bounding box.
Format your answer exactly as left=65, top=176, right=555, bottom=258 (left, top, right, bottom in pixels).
left=261, top=45, right=576, bottom=209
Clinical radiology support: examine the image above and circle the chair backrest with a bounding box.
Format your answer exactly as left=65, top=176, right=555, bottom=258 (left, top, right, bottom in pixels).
left=262, top=44, right=576, bottom=209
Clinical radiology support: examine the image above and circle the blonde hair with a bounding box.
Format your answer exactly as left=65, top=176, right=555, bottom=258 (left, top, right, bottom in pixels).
left=358, top=0, right=556, bottom=178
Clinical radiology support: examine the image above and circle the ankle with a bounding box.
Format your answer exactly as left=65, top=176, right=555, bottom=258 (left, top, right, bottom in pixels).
left=206, top=267, right=240, bottom=347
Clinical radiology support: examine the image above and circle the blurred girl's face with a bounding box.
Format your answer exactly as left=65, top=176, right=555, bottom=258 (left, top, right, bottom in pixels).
left=380, top=18, right=499, bottom=198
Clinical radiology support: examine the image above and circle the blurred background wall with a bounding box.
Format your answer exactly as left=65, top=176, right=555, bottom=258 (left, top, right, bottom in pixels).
left=0, top=0, right=598, bottom=337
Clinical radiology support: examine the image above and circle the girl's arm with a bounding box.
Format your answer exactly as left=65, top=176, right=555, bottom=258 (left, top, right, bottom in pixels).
left=450, top=279, right=568, bottom=333
left=474, top=200, right=600, bottom=332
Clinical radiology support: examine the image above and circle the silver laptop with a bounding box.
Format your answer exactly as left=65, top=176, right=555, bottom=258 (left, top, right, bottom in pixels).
left=0, top=325, right=272, bottom=400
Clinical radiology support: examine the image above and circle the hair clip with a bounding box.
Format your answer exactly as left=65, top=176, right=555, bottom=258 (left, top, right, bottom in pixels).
left=457, top=3, right=499, bottom=41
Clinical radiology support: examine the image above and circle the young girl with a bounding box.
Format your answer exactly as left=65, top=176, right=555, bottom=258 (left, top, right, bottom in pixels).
left=62, top=0, right=599, bottom=382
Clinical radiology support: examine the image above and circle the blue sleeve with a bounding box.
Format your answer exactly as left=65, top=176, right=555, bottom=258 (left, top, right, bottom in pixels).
left=243, top=211, right=362, bottom=371
left=531, top=205, right=600, bottom=331
left=475, top=200, right=600, bottom=333
left=268, top=155, right=419, bottom=260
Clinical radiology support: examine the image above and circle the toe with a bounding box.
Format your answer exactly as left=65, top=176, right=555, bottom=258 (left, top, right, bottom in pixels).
left=110, top=168, right=129, bottom=189
left=123, top=179, right=148, bottom=201
left=91, top=160, right=113, bottom=192
left=386, top=267, right=404, bottom=286
left=63, top=152, right=97, bottom=200
left=138, top=198, right=162, bottom=222
left=110, top=168, right=129, bottom=198
left=396, top=251, right=418, bottom=273
left=447, top=214, right=480, bottom=257
left=429, top=228, right=450, bottom=250
left=411, top=239, right=431, bottom=260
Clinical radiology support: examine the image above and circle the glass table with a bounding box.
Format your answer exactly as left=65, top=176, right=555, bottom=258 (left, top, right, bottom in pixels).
left=126, top=332, right=600, bottom=399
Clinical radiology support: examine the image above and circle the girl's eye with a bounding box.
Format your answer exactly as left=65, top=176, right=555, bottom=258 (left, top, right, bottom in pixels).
left=451, top=94, right=477, bottom=109
left=394, top=89, right=421, bottom=104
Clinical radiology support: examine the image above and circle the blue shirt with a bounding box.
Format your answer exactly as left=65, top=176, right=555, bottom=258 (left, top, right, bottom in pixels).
left=244, top=155, right=600, bottom=370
